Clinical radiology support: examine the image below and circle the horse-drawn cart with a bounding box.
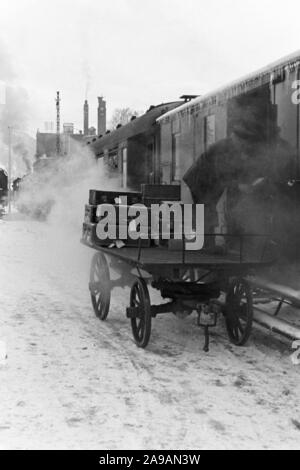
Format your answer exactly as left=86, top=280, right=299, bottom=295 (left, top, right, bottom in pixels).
left=81, top=187, right=274, bottom=351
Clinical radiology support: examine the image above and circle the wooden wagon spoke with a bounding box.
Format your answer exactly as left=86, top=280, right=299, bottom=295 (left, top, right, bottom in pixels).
left=96, top=293, right=103, bottom=309
left=234, top=326, right=239, bottom=339
left=90, top=252, right=111, bottom=321
left=226, top=278, right=253, bottom=346
left=137, top=321, right=143, bottom=335
left=130, top=277, right=152, bottom=348
left=237, top=320, right=245, bottom=334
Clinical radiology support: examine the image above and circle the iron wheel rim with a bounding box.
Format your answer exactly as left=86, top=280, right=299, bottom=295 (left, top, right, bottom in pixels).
left=90, top=252, right=111, bottom=321
left=225, top=278, right=253, bottom=346
left=130, top=278, right=151, bottom=348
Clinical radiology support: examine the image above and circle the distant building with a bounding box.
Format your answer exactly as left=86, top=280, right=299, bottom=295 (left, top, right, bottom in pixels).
left=44, top=121, right=54, bottom=132
left=84, top=97, right=106, bottom=136
left=88, top=126, right=96, bottom=136
left=36, top=125, right=84, bottom=159
left=97, top=97, right=106, bottom=136
left=36, top=95, right=106, bottom=161
left=84, top=100, right=89, bottom=135
left=63, top=123, right=74, bottom=134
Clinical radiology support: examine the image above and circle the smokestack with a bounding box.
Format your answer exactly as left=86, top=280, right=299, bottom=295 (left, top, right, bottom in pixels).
left=97, top=96, right=106, bottom=136
left=56, top=91, right=61, bottom=156
left=84, top=100, right=89, bottom=136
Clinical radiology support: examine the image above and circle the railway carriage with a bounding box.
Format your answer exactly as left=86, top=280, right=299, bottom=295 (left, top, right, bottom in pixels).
left=157, top=51, right=300, bottom=202
left=86, top=101, right=182, bottom=190
left=82, top=52, right=300, bottom=350
left=87, top=51, right=300, bottom=219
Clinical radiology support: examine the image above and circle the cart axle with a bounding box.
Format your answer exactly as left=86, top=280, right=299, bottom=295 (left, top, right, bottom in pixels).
left=126, top=301, right=176, bottom=319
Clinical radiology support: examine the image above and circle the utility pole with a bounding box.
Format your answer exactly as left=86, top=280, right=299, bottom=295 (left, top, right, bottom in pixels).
left=7, top=126, right=12, bottom=214
left=56, top=91, right=61, bottom=156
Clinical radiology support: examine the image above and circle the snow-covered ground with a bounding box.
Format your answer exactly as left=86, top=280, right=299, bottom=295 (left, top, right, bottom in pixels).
left=0, top=215, right=299, bottom=450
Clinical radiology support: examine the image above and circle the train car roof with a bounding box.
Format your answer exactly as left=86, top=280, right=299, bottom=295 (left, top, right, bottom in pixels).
left=157, top=50, right=300, bottom=123
left=86, top=101, right=182, bottom=155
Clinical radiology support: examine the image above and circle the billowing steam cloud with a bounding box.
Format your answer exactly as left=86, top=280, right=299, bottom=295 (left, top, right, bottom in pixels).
left=83, top=58, right=92, bottom=101
left=17, top=140, right=119, bottom=232
left=0, top=40, right=14, bottom=82
left=0, top=38, right=34, bottom=178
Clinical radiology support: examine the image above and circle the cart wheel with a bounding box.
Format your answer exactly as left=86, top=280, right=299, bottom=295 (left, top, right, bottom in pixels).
left=130, top=278, right=152, bottom=348
left=89, top=252, right=111, bottom=321
left=225, top=278, right=253, bottom=346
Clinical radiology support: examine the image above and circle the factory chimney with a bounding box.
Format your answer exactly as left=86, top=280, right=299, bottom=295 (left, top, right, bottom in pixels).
left=84, top=100, right=89, bottom=136
left=97, top=96, right=106, bottom=136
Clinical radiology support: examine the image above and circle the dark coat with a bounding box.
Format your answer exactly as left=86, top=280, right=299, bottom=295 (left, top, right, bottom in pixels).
left=183, top=136, right=295, bottom=236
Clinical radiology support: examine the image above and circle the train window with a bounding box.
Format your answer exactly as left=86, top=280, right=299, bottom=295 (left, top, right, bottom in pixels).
left=122, top=147, right=127, bottom=188
left=204, top=114, right=216, bottom=151
left=108, top=150, right=118, bottom=170
left=171, top=133, right=180, bottom=182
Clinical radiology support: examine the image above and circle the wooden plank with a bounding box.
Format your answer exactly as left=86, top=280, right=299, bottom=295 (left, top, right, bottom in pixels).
left=141, top=184, right=181, bottom=203
left=254, top=308, right=300, bottom=340
left=249, top=276, right=300, bottom=308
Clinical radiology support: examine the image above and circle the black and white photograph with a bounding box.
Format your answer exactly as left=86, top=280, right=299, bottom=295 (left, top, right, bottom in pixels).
left=0, top=0, right=299, bottom=453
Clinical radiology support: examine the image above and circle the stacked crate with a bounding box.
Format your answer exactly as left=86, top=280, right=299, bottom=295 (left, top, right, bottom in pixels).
left=88, top=189, right=141, bottom=206
left=141, top=184, right=181, bottom=206
left=141, top=184, right=185, bottom=246
left=82, top=189, right=150, bottom=247
left=82, top=185, right=187, bottom=249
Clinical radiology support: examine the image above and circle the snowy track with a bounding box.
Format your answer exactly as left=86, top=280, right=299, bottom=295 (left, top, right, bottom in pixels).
left=0, top=218, right=299, bottom=449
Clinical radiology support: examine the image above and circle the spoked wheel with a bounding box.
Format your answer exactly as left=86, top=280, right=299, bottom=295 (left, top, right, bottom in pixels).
left=89, top=252, right=111, bottom=321
left=225, top=278, right=253, bottom=346
left=130, top=277, right=152, bottom=348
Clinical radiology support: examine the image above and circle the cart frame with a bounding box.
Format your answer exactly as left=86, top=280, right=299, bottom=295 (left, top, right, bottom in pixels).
left=83, top=231, right=274, bottom=351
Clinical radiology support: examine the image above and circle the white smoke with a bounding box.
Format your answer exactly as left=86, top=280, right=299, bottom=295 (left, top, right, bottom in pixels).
left=16, top=142, right=121, bottom=277
left=0, top=38, right=35, bottom=178
left=17, top=140, right=120, bottom=232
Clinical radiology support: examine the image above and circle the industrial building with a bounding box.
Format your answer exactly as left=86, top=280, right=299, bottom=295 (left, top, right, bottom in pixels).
left=35, top=95, right=107, bottom=161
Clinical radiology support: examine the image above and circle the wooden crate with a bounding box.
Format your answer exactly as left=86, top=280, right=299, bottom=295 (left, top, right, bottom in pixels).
left=89, top=189, right=141, bottom=206
left=141, top=184, right=181, bottom=205
left=96, top=204, right=151, bottom=224
left=95, top=203, right=187, bottom=240
left=82, top=222, right=151, bottom=248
